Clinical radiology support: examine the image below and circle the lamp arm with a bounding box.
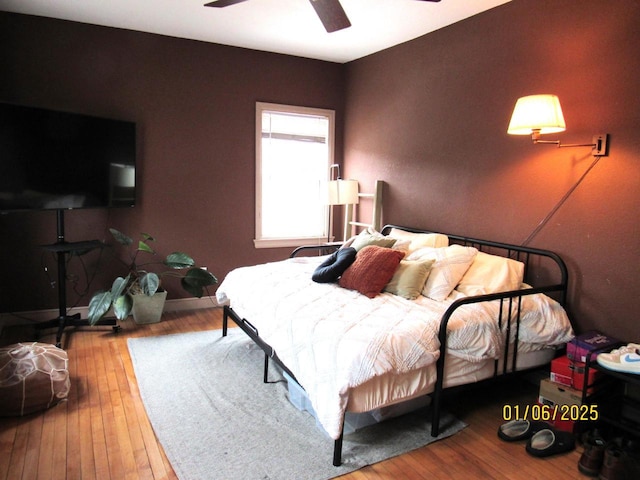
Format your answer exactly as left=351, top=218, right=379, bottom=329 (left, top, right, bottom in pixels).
left=531, top=133, right=608, bottom=156
left=533, top=139, right=598, bottom=148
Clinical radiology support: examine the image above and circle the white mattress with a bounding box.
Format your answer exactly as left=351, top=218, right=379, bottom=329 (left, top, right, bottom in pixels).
left=345, top=347, right=556, bottom=413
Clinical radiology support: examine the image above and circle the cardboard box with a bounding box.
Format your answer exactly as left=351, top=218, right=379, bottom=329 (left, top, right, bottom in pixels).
left=538, top=378, right=583, bottom=433
left=550, top=355, right=601, bottom=393
left=539, top=378, right=583, bottom=407
left=567, top=331, right=619, bottom=363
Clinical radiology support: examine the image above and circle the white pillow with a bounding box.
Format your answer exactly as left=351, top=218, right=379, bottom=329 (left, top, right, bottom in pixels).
left=407, top=245, right=478, bottom=301
left=388, top=228, right=449, bottom=253
left=456, top=251, right=525, bottom=296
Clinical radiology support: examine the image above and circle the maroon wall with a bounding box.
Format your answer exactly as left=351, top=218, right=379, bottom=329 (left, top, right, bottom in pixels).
left=0, top=13, right=344, bottom=313
left=1, top=1, right=638, bottom=342
left=344, top=0, right=639, bottom=340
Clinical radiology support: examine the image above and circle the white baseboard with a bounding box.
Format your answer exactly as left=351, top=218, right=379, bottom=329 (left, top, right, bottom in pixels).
left=0, top=295, right=220, bottom=329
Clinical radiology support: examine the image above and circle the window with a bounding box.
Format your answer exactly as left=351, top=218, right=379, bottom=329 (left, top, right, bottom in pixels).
left=255, top=102, right=335, bottom=248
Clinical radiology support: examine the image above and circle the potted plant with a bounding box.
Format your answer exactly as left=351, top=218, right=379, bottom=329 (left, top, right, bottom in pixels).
left=88, top=228, right=217, bottom=325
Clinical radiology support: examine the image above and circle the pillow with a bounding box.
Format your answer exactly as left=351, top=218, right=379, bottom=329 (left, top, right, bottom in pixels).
left=407, top=245, right=478, bottom=301
left=456, top=251, right=525, bottom=296
left=349, top=228, right=396, bottom=252
left=311, top=247, right=357, bottom=283
left=389, top=238, right=412, bottom=254
left=339, top=246, right=405, bottom=298
left=384, top=259, right=435, bottom=300
left=388, top=228, right=449, bottom=253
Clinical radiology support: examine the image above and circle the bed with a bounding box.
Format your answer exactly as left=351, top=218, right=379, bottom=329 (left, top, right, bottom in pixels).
left=215, top=225, right=574, bottom=465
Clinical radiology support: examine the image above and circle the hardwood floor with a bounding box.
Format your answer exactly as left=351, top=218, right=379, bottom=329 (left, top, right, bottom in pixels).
left=0, top=308, right=590, bottom=479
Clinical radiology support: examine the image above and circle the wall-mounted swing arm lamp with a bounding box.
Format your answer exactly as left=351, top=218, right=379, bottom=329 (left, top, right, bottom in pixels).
left=507, top=94, right=609, bottom=157
left=507, top=94, right=611, bottom=246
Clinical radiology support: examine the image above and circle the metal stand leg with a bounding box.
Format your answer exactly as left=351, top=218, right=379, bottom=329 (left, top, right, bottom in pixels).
left=333, top=434, right=343, bottom=466
left=222, top=305, right=229, bottom=337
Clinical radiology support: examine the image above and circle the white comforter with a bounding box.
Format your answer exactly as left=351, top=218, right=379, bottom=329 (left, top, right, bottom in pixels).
left=216, top=256, right=573, bottom=439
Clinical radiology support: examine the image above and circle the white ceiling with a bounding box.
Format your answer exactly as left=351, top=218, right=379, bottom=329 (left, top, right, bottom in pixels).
left=0, top=0, right=510, bottom=63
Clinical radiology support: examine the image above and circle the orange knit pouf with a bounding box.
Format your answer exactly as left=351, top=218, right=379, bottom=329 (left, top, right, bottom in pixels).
left=0, top=342, right=70, bottom=416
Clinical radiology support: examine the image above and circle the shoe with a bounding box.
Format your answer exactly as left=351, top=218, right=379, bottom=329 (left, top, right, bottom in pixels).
left=599, top=438, right=625, bottom=480
left=597, top=343, right=640, bottom=374
left=600, top=438, right=640, bottom=480
left=579, top=429, right=607, bottom=476
left=526, top=428, right=576, bottom=457
left=497, top=419, right=549, bottom=442
left=623, top=439, right=640, bottom=479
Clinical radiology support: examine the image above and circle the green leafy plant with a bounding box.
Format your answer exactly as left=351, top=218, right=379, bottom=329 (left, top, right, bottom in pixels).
left=88, top=228, right=217, bottom=325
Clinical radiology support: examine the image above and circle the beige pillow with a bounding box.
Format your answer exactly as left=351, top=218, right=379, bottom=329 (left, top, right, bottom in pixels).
left=388, top=228, right=449, bottom=253
left=456, top=251, right=525, bottom=296
left=384, top=259, right=435, bottom=300
left=349, top=228, right=396, bottom=251
left=407, top=245, right=478, bottom=301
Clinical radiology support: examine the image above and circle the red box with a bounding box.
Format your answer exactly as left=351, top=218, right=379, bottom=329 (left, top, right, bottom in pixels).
left=567, top=331, right=619, bottom=363
left=538, top=379, right=582, bottom=433
left=550, top=355, right=601, bottom=393
left=535, top=402, right=576, bottom=433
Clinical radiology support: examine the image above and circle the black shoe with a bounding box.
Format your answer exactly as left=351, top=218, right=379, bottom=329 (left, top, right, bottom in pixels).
left=497, top=419, right=548, bottom=442
left=526, top=428, right=576, bottom=458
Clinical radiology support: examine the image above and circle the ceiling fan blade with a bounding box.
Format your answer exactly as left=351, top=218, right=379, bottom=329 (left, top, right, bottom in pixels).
left=308, top=0, right=351, bottom=33
left=204, top=0, right=250, bottom=7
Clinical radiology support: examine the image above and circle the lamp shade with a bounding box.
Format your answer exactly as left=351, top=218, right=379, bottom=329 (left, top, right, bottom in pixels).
left=326, top=179, right=359, bottom=205
left=507, top=94, right=566, bottom=135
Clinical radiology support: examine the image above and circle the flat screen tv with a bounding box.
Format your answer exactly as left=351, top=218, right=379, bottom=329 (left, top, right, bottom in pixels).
left=0, top=102, right=136, bottom=213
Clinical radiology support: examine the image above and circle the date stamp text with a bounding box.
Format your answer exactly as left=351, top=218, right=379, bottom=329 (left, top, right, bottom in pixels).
left=502, top=404, right=599, bottom=422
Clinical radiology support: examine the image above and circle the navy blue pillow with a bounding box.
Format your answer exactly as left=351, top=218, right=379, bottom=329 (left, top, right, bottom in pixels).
left=312, top=247, right=357, bottom=283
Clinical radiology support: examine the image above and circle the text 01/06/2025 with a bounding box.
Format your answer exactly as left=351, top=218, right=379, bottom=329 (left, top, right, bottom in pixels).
left=502, top=404, right=599, bottom=422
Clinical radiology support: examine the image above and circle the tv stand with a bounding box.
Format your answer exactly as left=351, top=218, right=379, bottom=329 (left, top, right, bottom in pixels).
left=34, top=210, right=120, bottom=348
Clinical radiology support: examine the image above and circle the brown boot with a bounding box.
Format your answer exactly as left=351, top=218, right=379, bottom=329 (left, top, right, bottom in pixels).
left=599, top=439, right=625, bottom=480
left=579, top=430, right=606, bottom=476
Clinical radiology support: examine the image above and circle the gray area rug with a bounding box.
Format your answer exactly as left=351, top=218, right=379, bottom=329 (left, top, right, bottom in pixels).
left=128, top=328, right=467, bottom=480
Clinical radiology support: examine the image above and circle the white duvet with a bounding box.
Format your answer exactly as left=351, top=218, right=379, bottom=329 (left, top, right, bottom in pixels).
left=216, top=256, right=573, bottom=439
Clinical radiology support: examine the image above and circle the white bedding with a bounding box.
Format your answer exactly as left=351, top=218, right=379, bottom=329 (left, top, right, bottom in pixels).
left=216, top=255, right=573, bottom=439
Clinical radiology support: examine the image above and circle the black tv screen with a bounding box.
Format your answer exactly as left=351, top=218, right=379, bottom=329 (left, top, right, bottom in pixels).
left=0, top=102, right=136, bottom=212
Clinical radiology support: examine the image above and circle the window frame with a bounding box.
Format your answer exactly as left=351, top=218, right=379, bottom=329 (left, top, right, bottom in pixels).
left=254, top=102, right=335, bottom=249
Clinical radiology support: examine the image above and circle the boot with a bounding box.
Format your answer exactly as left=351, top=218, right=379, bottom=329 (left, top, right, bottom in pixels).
left=579, top=429, right=606, bottom=476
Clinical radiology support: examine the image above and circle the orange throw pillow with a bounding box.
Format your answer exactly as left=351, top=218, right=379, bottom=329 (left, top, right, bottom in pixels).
left=339, top=245, right=405, bottom=298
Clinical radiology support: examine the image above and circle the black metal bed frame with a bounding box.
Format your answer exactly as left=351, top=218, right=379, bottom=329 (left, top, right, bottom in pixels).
left=221, top=224, right=569, bottom=466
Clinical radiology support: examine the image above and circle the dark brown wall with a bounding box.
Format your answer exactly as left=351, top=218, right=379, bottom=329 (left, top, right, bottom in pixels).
left=0, top=13, right=344, bottom=312
left=344, top=0, right=639, bottom=340
left=1, top=1, right=638, bottom=342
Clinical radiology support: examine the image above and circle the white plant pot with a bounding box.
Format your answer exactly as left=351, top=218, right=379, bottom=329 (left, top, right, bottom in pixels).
left=131, top=291, right=167, bottom=324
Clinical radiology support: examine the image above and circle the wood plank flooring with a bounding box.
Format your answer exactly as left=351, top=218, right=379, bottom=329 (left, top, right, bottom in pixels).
left=0, top=308, right=590, bottom=479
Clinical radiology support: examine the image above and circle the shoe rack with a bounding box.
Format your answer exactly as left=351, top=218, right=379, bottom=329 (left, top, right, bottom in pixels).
left=582, top=349, right=640, bottom=439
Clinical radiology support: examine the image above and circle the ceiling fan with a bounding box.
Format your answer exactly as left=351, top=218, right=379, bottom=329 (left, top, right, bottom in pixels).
left=204, top=0, right=442, bottom=33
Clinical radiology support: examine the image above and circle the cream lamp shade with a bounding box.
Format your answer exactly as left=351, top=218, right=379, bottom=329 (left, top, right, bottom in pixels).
left=326, top=179, right=359, bottom=205
left=507, top=94, right=566, bottom=138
